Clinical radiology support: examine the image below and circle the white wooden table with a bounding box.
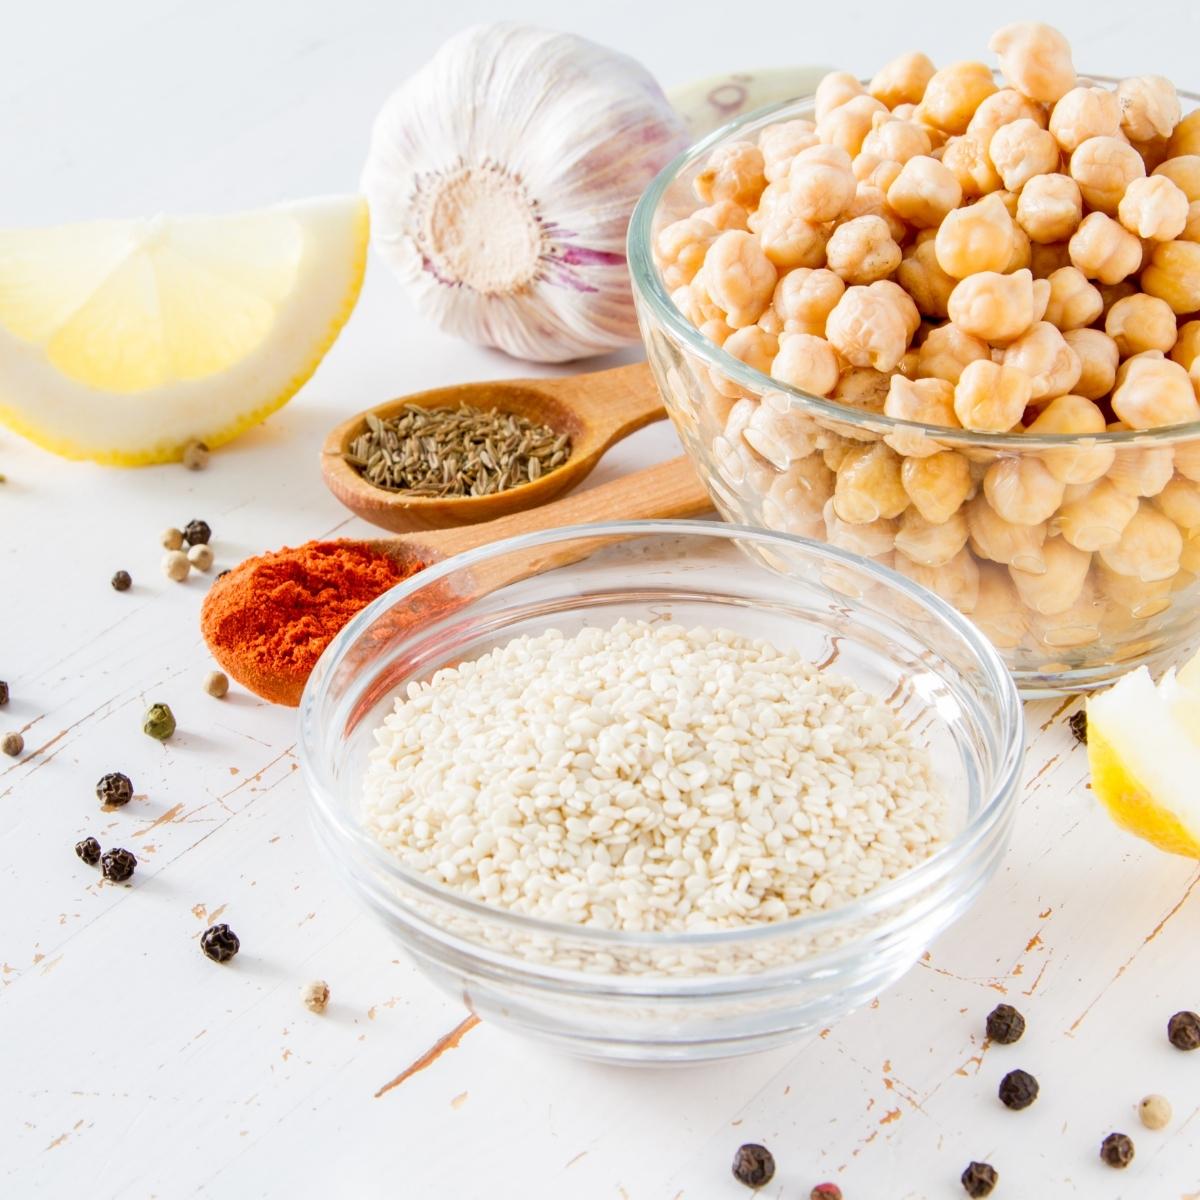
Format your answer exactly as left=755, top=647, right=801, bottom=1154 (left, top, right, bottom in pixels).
left=4, top=3, right=1199, bottom=1196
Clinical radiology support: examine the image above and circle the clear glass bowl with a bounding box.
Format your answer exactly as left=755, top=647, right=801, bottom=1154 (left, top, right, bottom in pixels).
left=628, top=91, right=1200, bottom=697
left=300, top=521, right=1023, bottom=1063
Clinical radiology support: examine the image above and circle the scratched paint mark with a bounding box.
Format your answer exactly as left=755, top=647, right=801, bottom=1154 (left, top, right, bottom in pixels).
left=40, top=955, right=64, bottom=975
left=1039, top=694, right=1077, bottom=732
left=1038, top=906, right=1053, bottom=918
left=1025, top=933, right=1043, bottom=952
left=1022, top=958, right=1051, bottom=996
left=450, top=1091, right=468, bottom=1110
left=565, top=1151, right=588, bottom=1168
left=954, top=1054, right=984, bottom=1077
left=880, top=1108, right=901, bottom=1125
left=281, top=1048, right=292, bottom=1062
left=1067, top=869, right=1200, bottom=1035
left=135, top=802, right=184, bottom=837
left=45, top=1133, right=69, bottom=1151
left=229, top=767, right=239, bottom=775
left=1028, top=754, right=1059, bottom=785
left=374, top=1014, right=480, bottom=1098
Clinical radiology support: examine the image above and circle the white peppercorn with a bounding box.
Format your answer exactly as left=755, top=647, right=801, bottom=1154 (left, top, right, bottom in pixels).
left=161, top=527, right=184, bottom=551
left=203, top=670, right=229, bottom=699
left=162, top=551, right=190, bottom=582
left=302, top=980, right=330, bottom=1013
left=187, top=543, right=214, bottom=572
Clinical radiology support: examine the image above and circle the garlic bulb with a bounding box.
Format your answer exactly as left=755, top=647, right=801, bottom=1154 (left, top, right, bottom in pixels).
left=361, top=23, right=688, bottom=363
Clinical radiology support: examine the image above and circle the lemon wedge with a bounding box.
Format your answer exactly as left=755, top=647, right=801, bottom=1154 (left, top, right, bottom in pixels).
left=1087, top=649, right=1200, bottom=858
left=0, top=195, right=368, bottom=465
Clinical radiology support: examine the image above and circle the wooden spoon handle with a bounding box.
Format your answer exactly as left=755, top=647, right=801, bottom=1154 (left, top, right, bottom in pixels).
left=415, top=455, right=711, bottom=560
left=540, top=360, right=665, bottom=445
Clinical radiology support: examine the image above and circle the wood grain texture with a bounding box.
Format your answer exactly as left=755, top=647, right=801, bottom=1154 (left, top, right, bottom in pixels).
left=3, top=2, right=1198, bottom=1197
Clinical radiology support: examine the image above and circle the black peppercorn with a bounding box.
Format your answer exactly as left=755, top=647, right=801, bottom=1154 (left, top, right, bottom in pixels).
left=985, top=1003, right=1025, bottom=1044
left=96, top=772, right=134, bottom=808
left=100, top=847, right=137, bottom=883
left=1099, top=1132, right=1134, bottom=1168
left=998, top=1068, right=1039, bottom=1110
left=75, top=837, right=101, bottom=866
left=215, top=569, right=230, bottom=581
left=111, top=570, right=132, bottom=592
left=0, top=679, right=8, bottom=705
left=1068, top=709, right=1087, bottom=744
left=731, top=1143, right=775, bottom=1189
left=201, top=923, right=240, bottom=963
left=1168, top=1010, right=1200, bottom=1050
left=961, top=1161, right=998, bottom=1197
left=183, top=519, right=211, bottom=546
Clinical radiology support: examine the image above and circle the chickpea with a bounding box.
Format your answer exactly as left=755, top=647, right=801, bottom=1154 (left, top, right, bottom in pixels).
left=966, top=494, right=1048, bottom=571
left=1010, top=536, right=1091, bottom=615
left=892, top=103, right=918, bottom=121
left=1031, top=277, right=1052, bottom=324
left=1097, top=561, right=1173, bottom=618
left=1112, top=354, right=1200, bottom=429
left=711, top=324, right=777, bottom=397
left=826, top=215, right=902, bottom=285
left=935, top=193, right=1014, bottom=277
left=1041, top=266, right=1103, bottom=330
left=833, top=442, right=910, bottom=524
left=695, top=141, right=767, bottom=208
left=818, top=94, right=890, bottom=157
left=948, top=268, right=1039, bottom=344
left=1062, top=329, right=1119, bottom=400
left=940, top=135, right=1002, bottom=198
left=1016, top=174, right=1083, bottom=244
left=1183, top=200, right=1200, bottom=242
left=820, top=433, right=856, bottom=472
left=886, top=155, right=963, bottom=228
left=1030, top=240, right=1073, bottom=279
left=1097, top=501, right=1183, bottom=580
left=852, top=151, right=887, bottom=183
left=1175, top=437, right=1200, bottom=483
left=693, top=200, right=750, bottom=232
left=973, top=563, right=1029, bottom=647
left=953, top=358, right=1031, bottom=432
left=770, top=332, right=840, bottom=397
left=1134, top=137, right=1173, bottom=174
left=1105, top=293, right=1178, bottom=356
left=1141, top=239, right=1200, bottom=313
left=698, top=315, right=734, bottom=346
left=988, top=119, right=1061, bottom=193
left=898, top=233, right=957, bottom=318
left=861, top=113, right=933, bottom=165
left=892, top=546, right=980, bottom=613
left=1029, top=576, right=1102, bottom=648
left=1070, top=136, right=1145, bottom=215
left=762, top=455, right=834, bottom=537
left=673, top=272, right=723, bottom=327
left=1152, top=475, right=1200, bottom=536
left=916, top=323, right=990, bottom=385
left=894, top=506, right=970, bottom=566
left=1049, top=86, right=1122, bottom=153
left=758, top=307, right=783, bottom=336
left=1052, top=477, right=1139, bottom=550
left=841, top=182, right=908, bottom=243
left=656, top=216, right=717, bottom=290
left=1006, top=226, right=1032, bottom=276
left=1168, top=110, right=1200, bottom=158
left=1117, top=75, right=1181, bottom=144
left=759, top=119, right=820, bottom=183
left=747, top=181, right=787, bottom=234
left=984, top=455, right=1066, bottom=525
left=1117, top=175, right=1189, bottom=241
left=772, top=268, right=845, bottom=336
left=788, top=143, right=857, bottom=221
left=1027, top=393, right=1114, bottom=483
left=1153, top=155, right=1200, bottom=202
left=1068, top=212, right=1142, bottom=284
left=901, top=450, right=974, bottom=524
left=759, top=200, right=830, bottom=271
left=883, top=375, right=959, bottom=456
left=832, top=367, right=892, bottom=414
left=1106, top=423, right=1176, bottom=497
left=815, top=71, right=866, bottom=122
left=989, top=22, right=1076, bottom=105
left=915, top=61, right=998, bottom=134
left=743, top=390, right=820, bottom=470
left=713, top=431, right=777, bottom=496
left=1003, top=322, right=1082, bottom=401
left=705, top=231, right=777, bottom=328
left=870, top=51, right=936, bottom=109
left=826, top=284, right=910, bottom=371
left=1182, top=533, right=1200, bottom=574
left=967, top=89, right=1047, bottom=148
left=1171, top=320, right=1200, bottom=370
left=822, top=497, right=898, bottom=557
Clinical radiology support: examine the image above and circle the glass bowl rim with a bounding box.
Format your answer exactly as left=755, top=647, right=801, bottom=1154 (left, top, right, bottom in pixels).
left=627, top=87, right=1200, bottom=451
left=299, top=518, right=1024, bottom=951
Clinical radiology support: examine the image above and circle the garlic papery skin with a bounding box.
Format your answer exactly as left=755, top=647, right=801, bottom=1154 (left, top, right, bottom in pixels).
left=361, top=23, right=688, bottom=363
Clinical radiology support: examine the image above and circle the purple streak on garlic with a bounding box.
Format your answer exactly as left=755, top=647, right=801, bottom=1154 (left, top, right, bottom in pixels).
left=361, top=23, right=688, bottom=363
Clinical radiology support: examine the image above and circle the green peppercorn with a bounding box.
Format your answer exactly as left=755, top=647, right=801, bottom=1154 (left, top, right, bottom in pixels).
left=1100, top=1132, right=1134, bottom=1168
left=183, top=519, right=211, bottom=546
left=75, top=837, right=101, bottom=866
left=961, top=1161, right=998, bottom=1197
left=201, top=923, right=240, bottom=963
left=731, top=1144, right=775, bottom=1189
left=2, top=731, right=23, bottom=757
left=142, top=703, right=176, bottom=741
left=100, top=847, right=137, bottom=883
left=96, top=772, right=134, bottom=807
left=111, top=570, right=132, bottom=591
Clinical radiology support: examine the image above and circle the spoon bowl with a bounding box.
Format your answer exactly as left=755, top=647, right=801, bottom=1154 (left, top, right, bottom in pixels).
left=321, top=361, right=665, bottom=532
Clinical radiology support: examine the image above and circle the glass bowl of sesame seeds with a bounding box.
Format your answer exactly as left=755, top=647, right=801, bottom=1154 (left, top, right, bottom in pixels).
left=299, top=520, right=1023, bottom=1063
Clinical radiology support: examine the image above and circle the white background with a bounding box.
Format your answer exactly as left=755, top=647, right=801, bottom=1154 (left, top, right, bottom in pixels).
left=3, top=1, right=1200, bottom=1197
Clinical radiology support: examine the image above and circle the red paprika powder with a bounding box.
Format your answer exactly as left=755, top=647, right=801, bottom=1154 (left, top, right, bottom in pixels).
left=201, top=540, right=423, bottom=706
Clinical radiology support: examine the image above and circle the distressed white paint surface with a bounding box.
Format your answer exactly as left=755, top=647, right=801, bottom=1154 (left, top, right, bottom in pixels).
left=3, top=2, right=1199, bottom=1196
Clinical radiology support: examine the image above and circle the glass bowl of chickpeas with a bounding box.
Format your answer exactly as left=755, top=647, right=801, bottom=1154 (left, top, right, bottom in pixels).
left=629, top=22, right=1200, bottom=696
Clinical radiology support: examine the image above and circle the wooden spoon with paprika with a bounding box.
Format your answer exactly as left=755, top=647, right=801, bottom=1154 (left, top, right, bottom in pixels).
left=201, top=456, right=711, bottom=706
